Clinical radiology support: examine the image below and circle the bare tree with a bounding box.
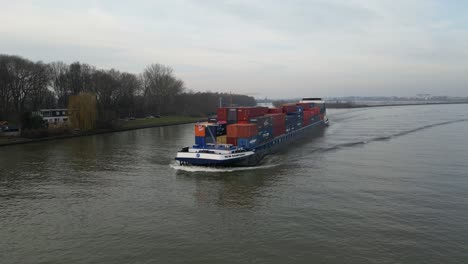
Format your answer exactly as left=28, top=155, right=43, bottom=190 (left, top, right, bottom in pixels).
left=0, top=55, right=53, bottom=121
left=141, top=64, right=184, bottom=115
left=90, top=69, right=119, bottom=123
left=28, top=61, right=52, bottom=110
left=117, top=72, right=141, bottom=117
left=49, top=61, right=70, bottom=107
left=0, top=55, right=13, bottom=119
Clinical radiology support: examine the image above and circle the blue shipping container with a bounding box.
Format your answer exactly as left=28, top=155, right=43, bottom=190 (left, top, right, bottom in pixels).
left=205, top=125, right=217, bottom=138
left=237, top=136, right=257, bottom=149
left=250, top=116, right=273, bottom=130
left=195, top=136, right=206, bottom=146
left=216, top=124, right=227, bottom=136
left=286, top=115, right=298, bottom=126
left=257, top=127, right=274, bottom=143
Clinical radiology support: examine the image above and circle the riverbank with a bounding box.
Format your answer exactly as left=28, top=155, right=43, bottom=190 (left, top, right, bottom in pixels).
left=0, top=116, right=201, bottom=147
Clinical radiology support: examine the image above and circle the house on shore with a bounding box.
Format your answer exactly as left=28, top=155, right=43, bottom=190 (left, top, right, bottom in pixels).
left=33, top=109, right=70, bottom=126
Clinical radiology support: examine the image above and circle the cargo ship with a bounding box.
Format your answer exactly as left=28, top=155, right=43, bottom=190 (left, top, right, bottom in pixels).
left=175, top=98, right=328, bottom=167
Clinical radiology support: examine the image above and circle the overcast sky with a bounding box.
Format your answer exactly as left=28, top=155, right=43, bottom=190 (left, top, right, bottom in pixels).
left=1, top=0, right=467, bottom=98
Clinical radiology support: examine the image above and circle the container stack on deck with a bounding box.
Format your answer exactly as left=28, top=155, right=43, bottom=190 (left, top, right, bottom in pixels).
left=194, top=102, right=323, bottom=149
left=226, top=123, right=257, bottom=148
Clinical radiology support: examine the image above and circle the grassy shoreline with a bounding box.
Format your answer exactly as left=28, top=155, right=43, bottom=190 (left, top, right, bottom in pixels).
left=0, top=116, right=201, bottom=147
left=119, top=116, right=201, bottom=128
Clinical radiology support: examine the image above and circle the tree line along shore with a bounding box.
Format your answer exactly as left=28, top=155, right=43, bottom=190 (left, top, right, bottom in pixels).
left=0, top=54, right=256, bottom=142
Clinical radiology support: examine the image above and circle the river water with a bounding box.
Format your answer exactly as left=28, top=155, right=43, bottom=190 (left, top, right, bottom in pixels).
left=1, top=104, right=468, bottom=263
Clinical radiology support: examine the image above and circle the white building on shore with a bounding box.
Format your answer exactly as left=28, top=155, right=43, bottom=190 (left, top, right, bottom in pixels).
left=33, top=109, right=70, bottom=125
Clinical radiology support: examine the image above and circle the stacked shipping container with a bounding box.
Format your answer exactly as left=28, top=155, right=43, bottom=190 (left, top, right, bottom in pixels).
left=267, top=108, right=282, bottom=114
left=266, top=113, right=286, bottom=137
left=303, top=110, right=314, bottom=126
left=250, top=115, right=274, bottom=144
left=198, top=103, right=323, bottom=149
left=195, top=123, right=223, bottom=146
left=217, top=108, right=238, bottom=123
left=281, top=104, right=297, bottom=114
left=226, top=123, right=258, bottom=147
left=217, top=106, right=269, bottom=123
left=237, top=107, right=268, bottom=123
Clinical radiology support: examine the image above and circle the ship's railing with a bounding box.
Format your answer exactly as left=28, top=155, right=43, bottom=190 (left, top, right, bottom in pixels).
left=190, top=144, right=248, bottom=154
left=192, top=144, right=236, bottom=150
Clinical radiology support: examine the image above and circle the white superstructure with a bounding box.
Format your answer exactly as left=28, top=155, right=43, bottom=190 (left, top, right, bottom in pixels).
left=32, top=109, right=69, bottom=125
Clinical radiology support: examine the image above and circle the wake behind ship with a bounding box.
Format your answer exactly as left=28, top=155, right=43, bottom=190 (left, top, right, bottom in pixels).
left=175, top=98, right=328, bottom=167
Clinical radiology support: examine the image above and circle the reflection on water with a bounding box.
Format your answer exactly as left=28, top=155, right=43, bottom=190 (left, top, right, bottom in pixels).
left=1, top=105, right=468, bottom=263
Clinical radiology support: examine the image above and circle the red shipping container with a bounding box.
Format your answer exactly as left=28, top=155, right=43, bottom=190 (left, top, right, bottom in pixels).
left=237, top=107, right=269, bottom=122
left=227, top=124, right=258, bottom=138
left=281, top=104, right=297, bottom=113
left=259, top=107, right=268, bottom=116
left=303, top=110, right=314, bottom=126
left=266, top=113, right=286, bottom=128
left=304, top=110, right=314, bottom=118
left=217, top=108, right=228, bottom=121
left=227, top=137, right=237, bottom=146
left=267, top=108, right=282, bottom=114
left=305, top=108, right=318, bottom=116
left=273, top=125, right=286, bottom=136
left=296, top=102, right=312, bottom=110
left=236, top=107, right=249, bottom=122
left=313, top=106, right=320, bottom=114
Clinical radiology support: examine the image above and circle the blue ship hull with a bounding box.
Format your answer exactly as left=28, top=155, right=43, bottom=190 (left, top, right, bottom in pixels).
left=244, top=120, right=327, bottom=166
